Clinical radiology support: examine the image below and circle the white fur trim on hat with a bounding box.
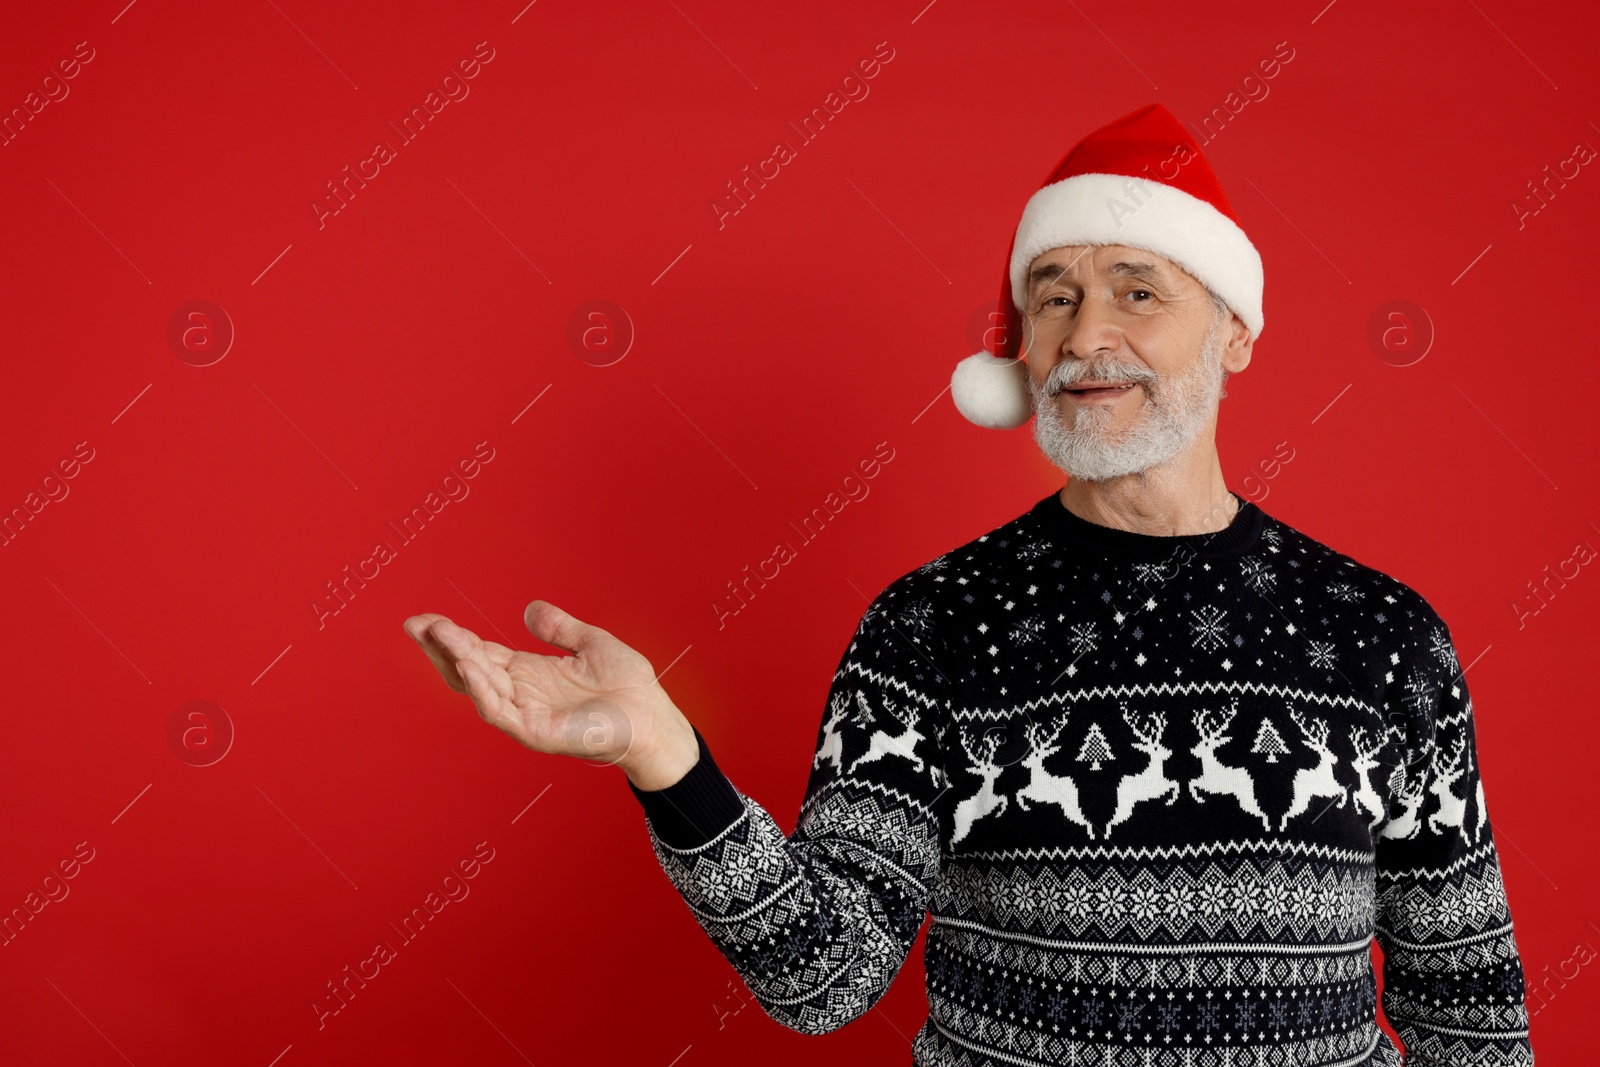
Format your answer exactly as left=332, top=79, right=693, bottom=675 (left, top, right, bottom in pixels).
left=951, top=350, right=1032, bottom=430
left=1008, top=172, right=1264, bottom=339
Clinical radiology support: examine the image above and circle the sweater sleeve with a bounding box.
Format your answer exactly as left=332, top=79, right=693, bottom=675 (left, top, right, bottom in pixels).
left=628, top=577, right=949, bottom=1035
left=1372, top=616, right=1534, bottom=1064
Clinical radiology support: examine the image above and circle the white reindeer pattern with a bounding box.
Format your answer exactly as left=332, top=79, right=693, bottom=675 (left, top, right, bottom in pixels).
left=1379, top=726, right=1433, bottom=841
left=1103, top=706, right=1181, bottom=838
left=847, top=692, right=925, bottom=775
left=812, top=692, right=849, bottom=774
left=1473, top=769, right=1489, bottom=844
left=1188, top=701, right=1272, bottom=831
left=1279, top=708, right=1349, bottom=831
left=1013, top=717, right=1095, bottom=839
left=1426, top=732, right=1470, bottom=840
left=952, top=728, right=1010, bottom=845
left=1348, top=724, right=1388, bottom=829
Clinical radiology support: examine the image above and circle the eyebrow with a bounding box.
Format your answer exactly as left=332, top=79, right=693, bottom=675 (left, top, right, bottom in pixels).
left=1027, top=259, right=1171, bottom=294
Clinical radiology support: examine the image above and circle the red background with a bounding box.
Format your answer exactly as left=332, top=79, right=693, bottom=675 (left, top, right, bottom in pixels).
left=1, top=1, right=1595, bottom=1063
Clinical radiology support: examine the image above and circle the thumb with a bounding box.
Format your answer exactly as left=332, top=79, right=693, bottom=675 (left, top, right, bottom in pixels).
left=523, top=599, right=607, bottom=656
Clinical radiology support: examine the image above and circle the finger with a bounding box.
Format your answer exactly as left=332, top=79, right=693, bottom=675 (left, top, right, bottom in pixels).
left=523, top=599, right=609, bottom=656
left=429, top=618, right=505, bottom=692
left=404, top=613, right=468, bottom=692
left=412, top=616, right=517, bottom=696
left=456, top=658, right=503, bottom=724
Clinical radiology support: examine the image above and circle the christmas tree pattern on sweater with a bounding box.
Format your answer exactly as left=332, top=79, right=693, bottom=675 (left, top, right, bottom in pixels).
left=630, top=492, right=1534, bottom=1066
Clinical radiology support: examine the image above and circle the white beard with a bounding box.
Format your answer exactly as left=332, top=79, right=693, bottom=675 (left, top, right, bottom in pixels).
left=1028, top=309, right=1228, bottom=482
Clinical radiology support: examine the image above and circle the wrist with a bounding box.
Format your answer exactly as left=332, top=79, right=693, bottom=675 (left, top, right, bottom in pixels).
left=621, top=712, right=700, bottom=792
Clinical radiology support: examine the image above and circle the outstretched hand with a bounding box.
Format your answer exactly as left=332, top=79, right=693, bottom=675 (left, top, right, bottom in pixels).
left=403, top=600, right=699, bottom=789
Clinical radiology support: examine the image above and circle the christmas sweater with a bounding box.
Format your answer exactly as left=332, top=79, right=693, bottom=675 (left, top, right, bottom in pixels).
left=630, top=490, right=1534, bottom=1066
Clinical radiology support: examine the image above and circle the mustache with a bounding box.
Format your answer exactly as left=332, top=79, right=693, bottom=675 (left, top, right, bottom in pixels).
left=1044, top=360, right=1160, bottom=397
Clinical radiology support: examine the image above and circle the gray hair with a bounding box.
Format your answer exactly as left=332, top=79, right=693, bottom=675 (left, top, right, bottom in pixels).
left=1205, top=287, right=1230, bottom=323
left=1204, top=288, right=1233, bottom=395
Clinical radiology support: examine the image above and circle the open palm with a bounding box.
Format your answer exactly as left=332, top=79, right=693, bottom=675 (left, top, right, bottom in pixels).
left=403, top=599, right=675, bottom=767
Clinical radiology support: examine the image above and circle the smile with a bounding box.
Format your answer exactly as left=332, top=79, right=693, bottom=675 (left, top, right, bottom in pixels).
left=1062, top=382, right=1139, bottom=400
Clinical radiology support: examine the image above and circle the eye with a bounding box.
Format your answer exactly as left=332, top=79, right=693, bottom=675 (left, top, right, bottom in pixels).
left=1043, top=296, right=1074, bottom=308
left=1128, top=289, right=1153, bottom=301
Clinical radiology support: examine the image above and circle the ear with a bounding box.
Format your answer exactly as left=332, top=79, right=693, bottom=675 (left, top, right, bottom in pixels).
left=1222, top=313, right=1254, bottom=375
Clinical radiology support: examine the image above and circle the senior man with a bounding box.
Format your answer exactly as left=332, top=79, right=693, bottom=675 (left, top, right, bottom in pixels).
left=405, top=104, right=1533, bottom=1065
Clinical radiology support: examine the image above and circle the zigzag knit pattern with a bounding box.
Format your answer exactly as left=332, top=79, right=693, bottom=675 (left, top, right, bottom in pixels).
left=631, top=491, right=1535, bottom=1065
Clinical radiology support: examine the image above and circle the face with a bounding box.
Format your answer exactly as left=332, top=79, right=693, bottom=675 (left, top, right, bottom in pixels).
left=1021, top=244, right=1252, bottom=482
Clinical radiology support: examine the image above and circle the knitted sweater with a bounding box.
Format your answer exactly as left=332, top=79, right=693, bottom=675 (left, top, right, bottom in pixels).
left=630, top=491, right=1534, bottom=1066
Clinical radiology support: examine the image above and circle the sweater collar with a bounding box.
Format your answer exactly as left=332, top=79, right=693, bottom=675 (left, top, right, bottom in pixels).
left=1029, top=488, right=1265, bottom=561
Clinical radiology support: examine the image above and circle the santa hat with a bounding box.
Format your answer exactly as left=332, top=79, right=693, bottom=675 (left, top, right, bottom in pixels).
left=951, top=102, right=1264, bottom=430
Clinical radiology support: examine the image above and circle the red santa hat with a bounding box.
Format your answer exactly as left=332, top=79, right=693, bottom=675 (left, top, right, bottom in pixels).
left=951, top=102, right=1264, bottom=430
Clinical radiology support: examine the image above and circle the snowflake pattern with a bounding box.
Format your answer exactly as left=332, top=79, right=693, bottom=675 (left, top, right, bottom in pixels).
left=1069, top=620, right=1100, bottom=656
left=1240, top=555, right=1276, bottom=594
left=1402, top=668, right=1438, bottom=717
left=1329, top=580, right=1365, bottom=603
left=1308, top=640, right=1337, bottom=670
left=895, top=597, right=935, bottom=640
left=1189, top=604, right=1228, bottom=652
left=1131, top=560, right=1171, bottom=586
left=1011, top=615, right=1047, bottom=647
left=1429, top=627, right=1458, bottom=671
left=1015, top=539, right=1053, bottom=562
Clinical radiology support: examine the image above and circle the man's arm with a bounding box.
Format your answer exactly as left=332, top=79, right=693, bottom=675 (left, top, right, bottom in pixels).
left=1373, top=616, right=1534, bottom=1064
left=628, top=575, right=948, bottom=1035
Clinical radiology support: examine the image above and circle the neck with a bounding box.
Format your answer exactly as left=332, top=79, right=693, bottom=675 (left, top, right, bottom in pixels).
left=1058, top=439, right=1238, bottom=536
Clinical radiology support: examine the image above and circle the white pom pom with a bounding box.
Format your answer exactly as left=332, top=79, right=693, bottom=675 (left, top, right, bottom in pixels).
left=950, top=351, right=1032, bottom=430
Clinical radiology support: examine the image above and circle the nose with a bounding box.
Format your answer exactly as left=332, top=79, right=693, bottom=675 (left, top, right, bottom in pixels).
left=1064, top=290, right=1123, bottom=363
